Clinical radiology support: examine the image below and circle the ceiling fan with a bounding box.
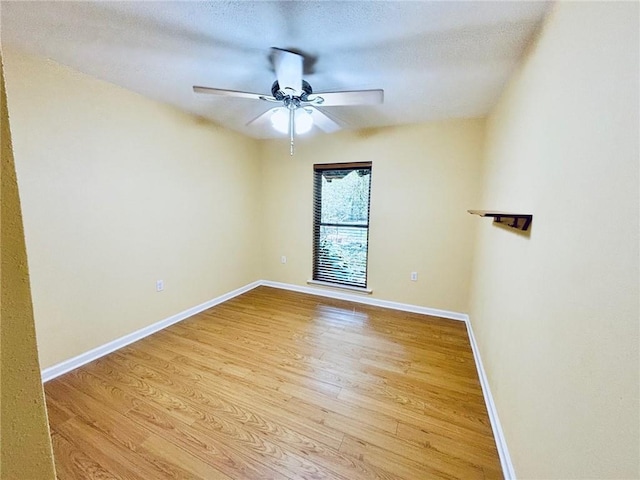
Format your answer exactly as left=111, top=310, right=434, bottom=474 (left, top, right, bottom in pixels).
left=193, top=48, right=384, bottom=155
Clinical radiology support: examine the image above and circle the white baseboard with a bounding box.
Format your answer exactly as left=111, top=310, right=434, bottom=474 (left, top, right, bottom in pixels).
left=40, top=280, right=261, bottom=382
left=464, top=315, right=516, bottom=479
left=40, top=278, right=514, bottom=478
left=261, top=280, right=468, bottom=322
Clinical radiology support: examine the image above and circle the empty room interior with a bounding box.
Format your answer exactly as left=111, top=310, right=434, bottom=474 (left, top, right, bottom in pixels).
left=1, top=1, right=638, bottom=479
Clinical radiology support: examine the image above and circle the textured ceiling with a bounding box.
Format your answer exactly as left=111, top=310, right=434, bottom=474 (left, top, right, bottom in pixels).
left=0, top=1, right=551, bottom=138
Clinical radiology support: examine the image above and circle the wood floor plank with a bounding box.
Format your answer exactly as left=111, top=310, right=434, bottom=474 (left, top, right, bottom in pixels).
left=54, top=368, right=141, bottom=415
left=127, top=400, right=286, bottom=480
left=45, top=286, right=502, bottom=479
left=101, top=352, right=387, bottom=480
left=108, top=347, right=346, bottom=450
left=321, top=408, right=490, bottom=477
left=71, top=355, right=288, bottom=479
left=50, top=430, right=122, bottom=480
left=396, top=421, right=500, bottom=466
left=339, top=434, right=481, bottom=480
left=164, top=326, right=345, bottom=399
left=54, top=416, right=174, bottom=480
left=44, top=395, right=72, bottom=428
left=138, top=433, right=234, bottom=480
left=46, top=379, right=150, bottom=449
left=337, top=387, right=493, bottom=437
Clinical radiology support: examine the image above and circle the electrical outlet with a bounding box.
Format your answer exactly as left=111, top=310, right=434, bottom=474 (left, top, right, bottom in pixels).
left=156, top=280, right=164, bottom=292
left=281, top=256, right=287, bottom=264
left=410, top=272, right=418, bottom=281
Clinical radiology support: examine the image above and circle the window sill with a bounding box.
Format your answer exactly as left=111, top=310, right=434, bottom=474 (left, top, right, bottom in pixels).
left=307, top=280, right=373, bottom=295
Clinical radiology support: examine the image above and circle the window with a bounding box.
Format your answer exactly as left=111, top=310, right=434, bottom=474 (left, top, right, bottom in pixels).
left=313, top=162, right=372, bottom=289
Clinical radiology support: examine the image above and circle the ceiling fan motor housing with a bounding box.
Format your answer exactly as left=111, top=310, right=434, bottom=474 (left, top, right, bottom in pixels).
left=271, top=80, right=313, bottom=101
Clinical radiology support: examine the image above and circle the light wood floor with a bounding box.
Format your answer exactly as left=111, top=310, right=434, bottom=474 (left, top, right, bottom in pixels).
left=44, top=286, right=502, bottom=479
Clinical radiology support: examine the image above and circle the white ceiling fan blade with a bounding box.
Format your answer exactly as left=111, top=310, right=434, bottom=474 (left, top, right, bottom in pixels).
left=193, top=86, right=274, bottom=101
left=313, top=89, right=384, bottom=107
left=272, top=48, right=302, bottom=95
left=309, top=107, right=341, bottom=133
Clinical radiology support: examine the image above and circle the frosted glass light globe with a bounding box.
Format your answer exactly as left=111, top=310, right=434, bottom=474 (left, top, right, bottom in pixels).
left=270, top=108, right=314, bottom=135
left=270, top=108, right=289, bottom=134
left=295, top=109, right=313, bottom=134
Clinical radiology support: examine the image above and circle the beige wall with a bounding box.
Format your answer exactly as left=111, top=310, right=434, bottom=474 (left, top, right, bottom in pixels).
left=0, top=52, right=56, bottom=479
left=260, top=120, right=484, bottom=313
left=2, top=48, right=262, bottom=369
left=469, top=2, right=639, bottom=478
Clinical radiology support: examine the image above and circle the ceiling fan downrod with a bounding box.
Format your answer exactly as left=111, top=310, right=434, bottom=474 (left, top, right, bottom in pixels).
left=281, top=93, right=305, bottom=156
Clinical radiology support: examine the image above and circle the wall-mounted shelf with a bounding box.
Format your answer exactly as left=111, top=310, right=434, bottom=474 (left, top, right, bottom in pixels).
left=468, top=210, right=532, bottom=231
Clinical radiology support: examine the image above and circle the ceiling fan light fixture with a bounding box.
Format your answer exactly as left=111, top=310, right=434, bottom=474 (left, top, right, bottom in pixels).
left=270, top=107, right=313, bottom=135
left=294, top=108, right=313, bottom=135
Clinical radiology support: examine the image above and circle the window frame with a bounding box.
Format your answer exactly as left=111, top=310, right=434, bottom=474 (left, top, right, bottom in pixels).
left=312, top=162, right=372, bottom=289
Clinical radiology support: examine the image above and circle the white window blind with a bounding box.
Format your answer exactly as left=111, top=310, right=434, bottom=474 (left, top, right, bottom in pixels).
left=313, top=162, right=372, bottom=288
